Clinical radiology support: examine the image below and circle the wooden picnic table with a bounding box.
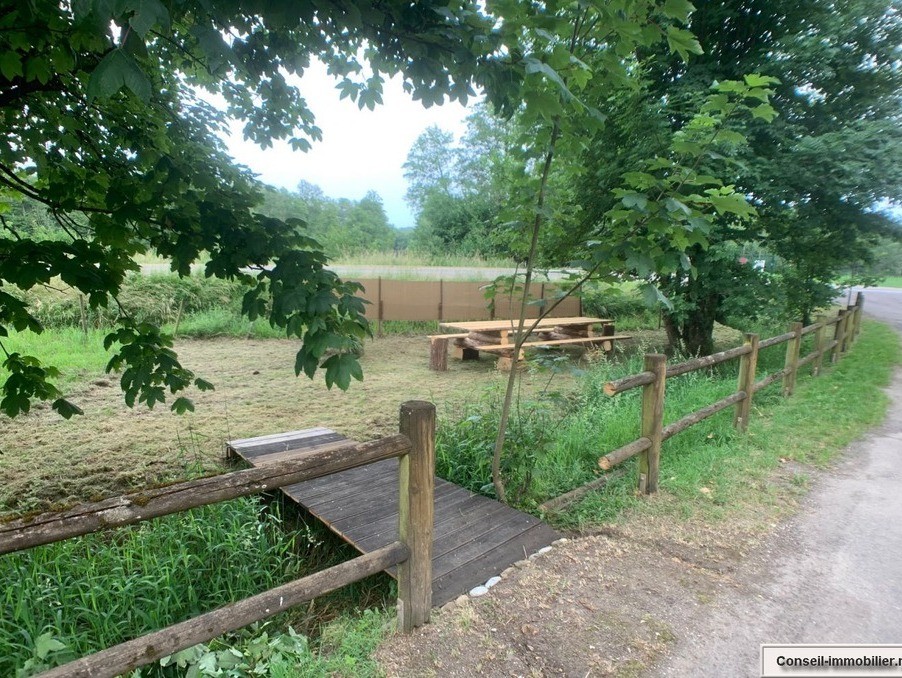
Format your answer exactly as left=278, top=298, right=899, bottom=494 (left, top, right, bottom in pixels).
left=430, top=316, right=630, bottom=371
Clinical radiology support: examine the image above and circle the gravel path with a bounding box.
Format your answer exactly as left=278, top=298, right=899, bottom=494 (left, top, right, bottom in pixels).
left=653, top=288, right=902, bottom=676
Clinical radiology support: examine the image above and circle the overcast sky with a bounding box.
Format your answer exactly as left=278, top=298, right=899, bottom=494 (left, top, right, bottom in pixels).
left=224, top=62, right=473, bottom=230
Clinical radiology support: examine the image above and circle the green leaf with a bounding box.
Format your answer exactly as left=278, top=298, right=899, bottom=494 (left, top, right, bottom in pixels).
left=0, top=52, right=23, bottom=80
left=86, top=49, right=151, bottom=102
left=171, top=396, right=195, bottom=414
left=743, top=73, right=781, bottom=87
left=620, top=192, right=648, bottom=210
left=128, top=0, right=171, bottom=38
left=52, top=398, right=84, bottom=419
left=524, top=56, right=574, bottom=101
left=666, top=26, right=703, bottom=62
left=35, top=633, right=67, bottom=660
left=750, top=103, right=778, bottom=122
left=662, top=0, right=695, bottom=23
left=194, top=377, right=215, bottom=391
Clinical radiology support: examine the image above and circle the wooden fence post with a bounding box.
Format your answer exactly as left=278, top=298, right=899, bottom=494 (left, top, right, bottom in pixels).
left=639, top=354, right=666, bottom=494
left=853, top=292, right=864, bottom=339
left=832, top=309, right=846, bottom=363
left=782, top=321, right=803, bottom=396
left=812, top=315, right=828, bottom=376
left=397, top=401, right=435, bottom=632
left=377, top=277, right=384, bottom=338
left=842, top=306, right=855, bottom=353
left=734, top=333, right=759, bottom=431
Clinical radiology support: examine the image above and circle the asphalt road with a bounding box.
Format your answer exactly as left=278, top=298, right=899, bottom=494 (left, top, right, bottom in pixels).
left=654, top=286, right=902, bottom=677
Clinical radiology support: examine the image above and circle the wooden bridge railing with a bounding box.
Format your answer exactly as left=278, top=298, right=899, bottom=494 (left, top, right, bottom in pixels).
left=541, top=294, right=865, bottom=511
left=0, top=401, right=436, bottom=678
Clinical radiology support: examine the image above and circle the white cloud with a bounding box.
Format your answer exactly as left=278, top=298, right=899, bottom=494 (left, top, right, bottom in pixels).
left=224, top=61, right=473, bottom=229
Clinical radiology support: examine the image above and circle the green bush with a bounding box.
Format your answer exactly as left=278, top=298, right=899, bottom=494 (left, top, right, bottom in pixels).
left=19, top=273, right=248, bottom=330
left=580, top=284, right=657, bottom=329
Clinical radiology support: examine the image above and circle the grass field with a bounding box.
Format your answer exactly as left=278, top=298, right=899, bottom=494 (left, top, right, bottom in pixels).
left=878, top=275, right=902, bottom=288
left=2, top=316, right=898, bottom=676
left=0, top=331, right=610, bottom=515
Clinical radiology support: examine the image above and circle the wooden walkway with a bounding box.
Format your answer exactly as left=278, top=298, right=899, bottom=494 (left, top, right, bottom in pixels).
left=227, top=428, right=559, bottom=607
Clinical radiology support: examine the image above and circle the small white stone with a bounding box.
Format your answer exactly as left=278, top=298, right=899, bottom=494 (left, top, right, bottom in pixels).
left=552, top=538, right=569, bottom=546
left=485, top=576, right=502, bottom=588
left=538, top=546, right=553, bottom=555
left=469, top=585, right=489, bottom=597
left=455, top=594, right=469, bottom=606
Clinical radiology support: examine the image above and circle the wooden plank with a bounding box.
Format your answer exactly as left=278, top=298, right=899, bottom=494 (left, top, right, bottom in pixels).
left=230, top=431, right=347, bottom=460
left=432, top=522, right=559, bottom=605
left=228, top=427, right=334, bottom=448
left=476, top=334, right=632, bottom=352
left=309, top=477, right=457, bottom=523
left=284, top=459, right=398, bottom=504
left=328, top=483, right=462, bottom=538
left=1, top=436, right=411, bottom=556
left=353, top=490, right=508, bottom=554
left=430, top=512, right=547, bottom=580
left=249, top=438, right=357, bottom=465
left=439, top=317, right=609, bottom=333
left=229, top=428, right=560, bottom=610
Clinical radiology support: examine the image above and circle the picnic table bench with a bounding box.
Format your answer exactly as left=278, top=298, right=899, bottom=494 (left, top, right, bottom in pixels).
left=428, top=317, right=632, bottom=371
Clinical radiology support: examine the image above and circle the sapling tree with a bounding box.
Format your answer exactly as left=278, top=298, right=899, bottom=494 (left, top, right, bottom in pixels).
left=479, top=0, right=777, bottom=501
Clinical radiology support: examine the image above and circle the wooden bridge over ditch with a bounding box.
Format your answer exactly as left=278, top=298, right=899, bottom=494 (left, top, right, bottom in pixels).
left=227, top=426, right=559, bottom=607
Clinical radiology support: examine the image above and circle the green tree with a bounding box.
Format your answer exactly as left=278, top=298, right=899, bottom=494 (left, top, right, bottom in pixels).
left=474, top=0, right=773, bottom=500
left=0, top=0, right=504, bottom=416
left=405, top=106, right=517, bottom=257
left=403, top=126, right=458, bottom=213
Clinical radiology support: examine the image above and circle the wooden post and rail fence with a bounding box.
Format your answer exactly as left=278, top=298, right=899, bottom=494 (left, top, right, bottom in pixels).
left=0, top=402, right=437, bottom=678
left=541, top=294, right=866, bottom=512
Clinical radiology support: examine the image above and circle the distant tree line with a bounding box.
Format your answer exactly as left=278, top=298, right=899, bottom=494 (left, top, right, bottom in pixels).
left=258, top=183, right=402, bottom=257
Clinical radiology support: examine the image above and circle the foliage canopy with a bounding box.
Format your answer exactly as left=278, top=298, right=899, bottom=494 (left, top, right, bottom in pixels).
left=0, top=0, right=508, bottom=417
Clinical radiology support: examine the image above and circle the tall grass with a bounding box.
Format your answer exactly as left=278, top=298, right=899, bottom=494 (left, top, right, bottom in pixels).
left=1, top=498, right=302, bottom=676
left=436, top=321, right=901, bottom=530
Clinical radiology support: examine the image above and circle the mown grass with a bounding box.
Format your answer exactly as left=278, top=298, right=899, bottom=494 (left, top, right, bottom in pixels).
left=878, top=275, right=902, bottom=288
left=3, top=305, right=896, bottom=675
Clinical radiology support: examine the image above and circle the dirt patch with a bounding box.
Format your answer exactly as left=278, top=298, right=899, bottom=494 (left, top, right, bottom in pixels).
left=375, top=461, right=811, bottom=678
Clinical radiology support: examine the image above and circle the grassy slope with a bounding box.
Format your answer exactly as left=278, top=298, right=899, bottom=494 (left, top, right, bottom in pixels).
left=559, top=321, right=901, bottom=529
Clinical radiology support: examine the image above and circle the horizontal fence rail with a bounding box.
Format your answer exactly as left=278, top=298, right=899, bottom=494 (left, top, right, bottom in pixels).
left=543, top=293, right=866, bottom=511
left=39, top=543, right=410, bottom=678
left=0, top=435, right=412, bottom=556
left=5, top=402, right=438, bottom=678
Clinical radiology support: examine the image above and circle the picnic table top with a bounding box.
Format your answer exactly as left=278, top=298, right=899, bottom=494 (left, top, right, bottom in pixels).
left=439, top=316, right=611, bottom=333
